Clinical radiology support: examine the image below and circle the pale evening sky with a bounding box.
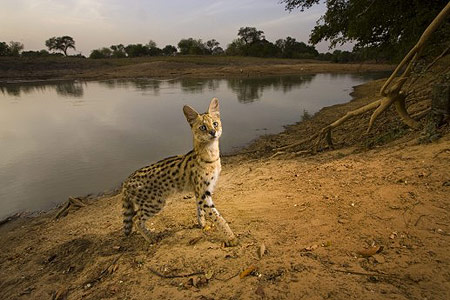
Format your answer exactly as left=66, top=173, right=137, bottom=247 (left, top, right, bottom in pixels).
left=0, top=0, right=351, bottom=56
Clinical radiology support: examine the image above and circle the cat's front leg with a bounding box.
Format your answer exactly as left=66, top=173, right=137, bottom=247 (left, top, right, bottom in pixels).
left=196, top=189, right=238, bottom=246
left=196, top=202, right=206, bottom=228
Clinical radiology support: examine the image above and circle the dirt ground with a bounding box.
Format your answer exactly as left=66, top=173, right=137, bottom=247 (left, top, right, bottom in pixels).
left=0, top=56, right=394, bottom=82
left=0, top=57, right=449, bottom=300
left=0, top=132, right=449, bottom=300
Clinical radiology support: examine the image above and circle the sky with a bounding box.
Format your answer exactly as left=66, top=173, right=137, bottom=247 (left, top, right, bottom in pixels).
left=0, top=0, right=351, bottom=56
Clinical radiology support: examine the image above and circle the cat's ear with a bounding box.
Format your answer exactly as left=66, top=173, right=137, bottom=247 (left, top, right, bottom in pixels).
left=183, top=105, right=199, bottom=125
left=208, top=98, right=220, bottom=117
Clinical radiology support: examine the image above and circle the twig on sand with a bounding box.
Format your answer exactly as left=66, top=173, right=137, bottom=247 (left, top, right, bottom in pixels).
left=331, top=268, right=404, bottom=280
left=149, top=268, right=204, bottom=279
left=83, top=254, right=123, bottom=286
left=54, top=197, right=87, bottom=219
left=414, top=214, right=427, bottom=226
left=215, top=271, right=241, bottom=282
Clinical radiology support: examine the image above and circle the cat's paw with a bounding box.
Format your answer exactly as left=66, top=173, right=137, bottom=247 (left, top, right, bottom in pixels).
left=223, top=237, right=239, bottom=247
left=202, top=224, right=212, bottom=232
left=197, top=217, right=206, bottom=229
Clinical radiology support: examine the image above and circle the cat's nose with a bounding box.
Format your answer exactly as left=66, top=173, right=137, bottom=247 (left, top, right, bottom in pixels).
left=209, top=130, right=216, bottom=137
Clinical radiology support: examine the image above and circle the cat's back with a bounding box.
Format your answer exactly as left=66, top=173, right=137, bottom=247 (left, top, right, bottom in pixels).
left=123, top=154, right=185, bottom=192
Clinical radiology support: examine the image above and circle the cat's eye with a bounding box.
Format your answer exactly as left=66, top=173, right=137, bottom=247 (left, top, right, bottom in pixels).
left=199, top=125, right=207, bottom=131
left=213, top=122, right=218, bottom=127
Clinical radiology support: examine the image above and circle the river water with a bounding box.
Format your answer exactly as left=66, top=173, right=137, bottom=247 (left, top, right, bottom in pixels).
left=0, top=73, right=387, bottom=218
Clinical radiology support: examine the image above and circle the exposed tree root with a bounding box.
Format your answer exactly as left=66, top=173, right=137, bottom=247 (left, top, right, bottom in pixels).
left=54, top=196, right=87, bottom=219
left=149, top=268, right=204, bottom=279
left=282, top=3, right=450, bottom=154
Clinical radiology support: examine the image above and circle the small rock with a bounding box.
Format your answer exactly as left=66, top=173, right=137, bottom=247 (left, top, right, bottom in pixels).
left=255, top=286, right=266, bottom=298
left=372, top=254, right=385, bottom=264
left=304, top=244, right=318, bottom=251
left=205, top=270, right=213, bottom=280
left=322, top=241, right=332, bottom=247
left=258, top=243, right=266, bottom=259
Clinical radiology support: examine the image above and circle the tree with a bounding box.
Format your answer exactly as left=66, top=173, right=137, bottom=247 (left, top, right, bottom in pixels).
left=238, top=27, right=265, bottom=44
left=89, top=47, right=112, bottom=59
left=225, top=39, right=245, bottom=56
left=226, top=27, right=281, bottom=57
left=274, top=3, right=450, bottom=155
left=0, top=42, right=10, bottom=56
left=162, top=45, right=177, bottom=56
left=45, top=36, right=76, bottom=56
left=281, top=0, right=449, bottom=60
left=147, top=40, right=162, bottom=56
left=0, top=41, right=24, bottom=56
left=245, top=39, right=280, bottom=57
left=147, top=40, right=157, bottom=49
left=177, top=38, right=208, bottom=55
left=21, top=50, right=50, bottom=57
left=276, top=36, right=318, bottom=58
left=9, top=41, right=24, bottom=56
left=204, top=39, right=224, bottom=55
left=212, top=46, right=224, bottom=55
left=110, top=44, right=127, bottom=58
left=124, top=44, right=149, bottom=57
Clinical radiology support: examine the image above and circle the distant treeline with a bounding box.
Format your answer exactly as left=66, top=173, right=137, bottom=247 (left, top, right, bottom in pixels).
left=0, top=27, right=388, bottom=63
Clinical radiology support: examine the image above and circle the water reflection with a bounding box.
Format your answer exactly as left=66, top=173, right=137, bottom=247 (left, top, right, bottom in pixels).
left=0, top=81, right=85, bottom=98
left=55, top=82, right=84, bottom=97
left=98, top=79, right=162, bottom=95
left=227, top=75, right=315, bottom=103
left=1, top=75, right=318, bottom=103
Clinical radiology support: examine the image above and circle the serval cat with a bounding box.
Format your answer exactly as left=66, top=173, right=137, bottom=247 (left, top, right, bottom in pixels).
left=121, top=98, right=238, bottom=246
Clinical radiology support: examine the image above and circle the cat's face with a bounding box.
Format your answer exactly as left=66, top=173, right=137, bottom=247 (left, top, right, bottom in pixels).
left=183, top=98, right=222, bottom=143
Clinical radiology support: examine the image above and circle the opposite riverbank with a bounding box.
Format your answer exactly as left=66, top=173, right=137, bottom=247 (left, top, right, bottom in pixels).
left=0, top=56, right=394, bottom=82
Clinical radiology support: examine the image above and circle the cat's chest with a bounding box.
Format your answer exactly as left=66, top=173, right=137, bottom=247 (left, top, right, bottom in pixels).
left=208, top=166, right=220, bottom=189
left=194, top=163, right=221, bottom=189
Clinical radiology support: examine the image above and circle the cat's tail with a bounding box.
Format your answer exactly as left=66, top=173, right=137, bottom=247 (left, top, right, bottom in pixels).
left=122, top=193, right=135, bottom=236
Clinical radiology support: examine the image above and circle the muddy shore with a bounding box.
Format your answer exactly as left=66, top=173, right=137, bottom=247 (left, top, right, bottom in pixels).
left=0, top=57, right=449, bottom=300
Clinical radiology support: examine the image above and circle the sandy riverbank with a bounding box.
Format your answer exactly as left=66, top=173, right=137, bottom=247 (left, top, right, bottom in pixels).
left=0, top=57, right=449, bottom=300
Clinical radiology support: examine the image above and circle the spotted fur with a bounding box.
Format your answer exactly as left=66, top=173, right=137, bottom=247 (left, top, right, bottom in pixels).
left=121, top=98, right=237, bottom=246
